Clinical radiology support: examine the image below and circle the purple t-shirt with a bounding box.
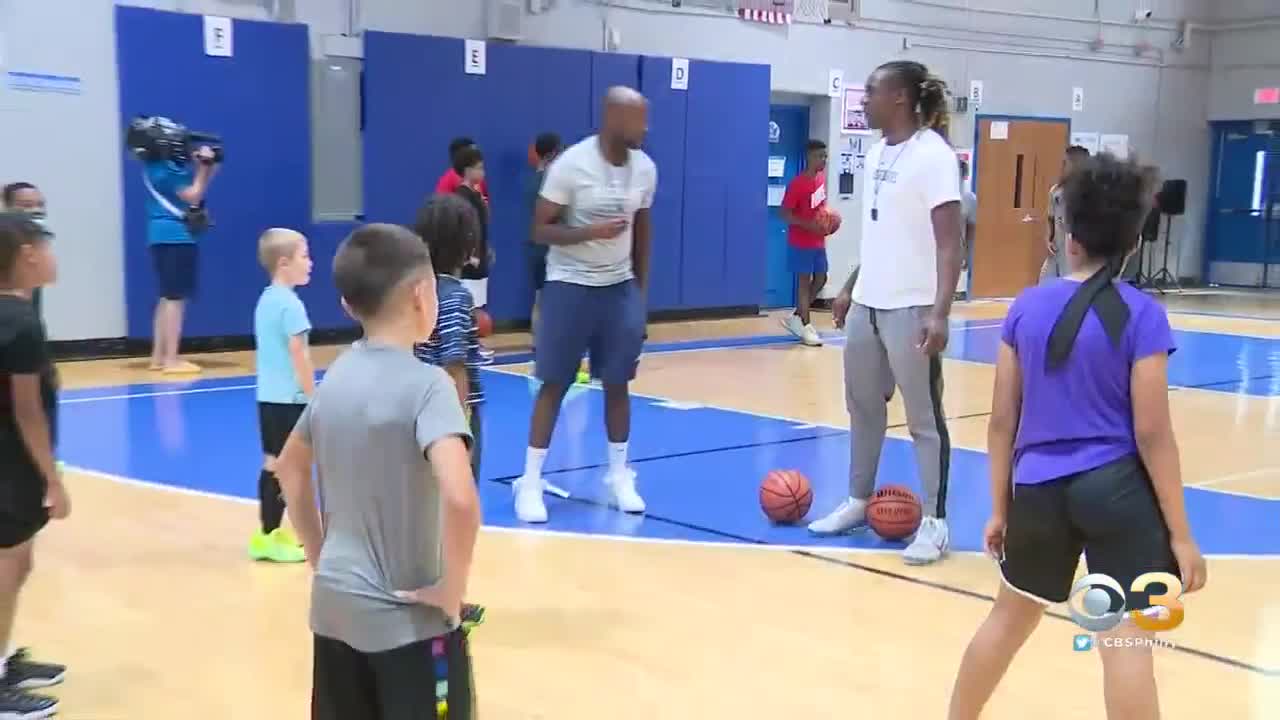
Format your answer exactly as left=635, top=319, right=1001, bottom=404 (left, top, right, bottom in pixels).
left=1001, top=278, right=1176, bottom=485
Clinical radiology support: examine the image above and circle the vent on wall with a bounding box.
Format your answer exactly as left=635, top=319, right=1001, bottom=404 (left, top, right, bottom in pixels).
left=487, top=0, right=524, bottom=41
left=828, top=0, right=856, bottom=23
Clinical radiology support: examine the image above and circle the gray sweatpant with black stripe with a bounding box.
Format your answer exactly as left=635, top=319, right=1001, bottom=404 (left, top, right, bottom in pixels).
left=842, top=303, right=951, bottom=519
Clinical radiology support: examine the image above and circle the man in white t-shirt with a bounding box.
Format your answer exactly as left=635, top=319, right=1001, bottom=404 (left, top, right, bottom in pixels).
left=514, top=87, right=658, bottom=523
left=807, top=61, right=965, bottom=566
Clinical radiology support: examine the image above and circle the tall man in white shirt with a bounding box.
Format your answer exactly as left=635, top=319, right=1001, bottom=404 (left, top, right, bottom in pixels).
left=514, top=87, right=657, bottom=523
left=808, top=61, right=965, bottom=566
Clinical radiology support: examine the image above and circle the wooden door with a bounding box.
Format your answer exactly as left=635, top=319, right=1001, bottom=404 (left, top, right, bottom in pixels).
left=970, top=118, right=1069, bottom=297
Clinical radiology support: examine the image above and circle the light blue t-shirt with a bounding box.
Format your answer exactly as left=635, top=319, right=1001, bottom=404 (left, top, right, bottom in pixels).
left=144, top=160, right=194, bottom=245
left=254, top=284, right=312, bottom=404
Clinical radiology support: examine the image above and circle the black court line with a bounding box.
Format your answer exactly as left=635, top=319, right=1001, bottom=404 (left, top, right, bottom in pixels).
left=483, top=444, right=1278, bottom=678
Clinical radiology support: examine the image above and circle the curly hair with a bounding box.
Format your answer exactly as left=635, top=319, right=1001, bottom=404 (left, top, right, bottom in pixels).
left=876, top=61, right=952, bottom=142
left=413, top=193, right=480, bottom=275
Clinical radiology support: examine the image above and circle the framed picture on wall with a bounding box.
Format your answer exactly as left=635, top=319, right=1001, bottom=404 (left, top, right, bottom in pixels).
left=842, top=86, right=872, bottom=135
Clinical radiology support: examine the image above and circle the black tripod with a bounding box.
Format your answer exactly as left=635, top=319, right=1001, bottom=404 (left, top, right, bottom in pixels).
left=1146, top=213, right=1181, bottom=293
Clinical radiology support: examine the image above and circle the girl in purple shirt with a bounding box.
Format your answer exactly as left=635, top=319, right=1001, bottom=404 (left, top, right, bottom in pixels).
left=948, top=154, right=1207, bottom=720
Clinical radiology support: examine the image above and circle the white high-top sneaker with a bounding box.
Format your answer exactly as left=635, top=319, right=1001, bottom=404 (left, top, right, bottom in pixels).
left=605, top=467, right=646, bottom=513
left=513, top=475, right=548, bottom=523
left=781, top=314, right=805, bottom=339
left=903, top=517, right=949, bottom=565
left=807, top=497, right=868, bottom=535
left=801, top=324, right=822, bottom=346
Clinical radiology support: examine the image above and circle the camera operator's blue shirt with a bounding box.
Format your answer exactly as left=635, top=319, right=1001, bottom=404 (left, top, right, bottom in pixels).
left=144, top=160, right=194, bottom=245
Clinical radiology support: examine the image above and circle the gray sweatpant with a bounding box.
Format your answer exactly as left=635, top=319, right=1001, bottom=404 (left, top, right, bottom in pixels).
left=842, top=303, right=951, bottom=519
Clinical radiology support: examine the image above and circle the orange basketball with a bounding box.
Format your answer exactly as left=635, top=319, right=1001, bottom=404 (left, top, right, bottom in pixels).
left=473, top=308, right=493, bottom=337
left=759, top=470, right=813, bottom=524
left=867, top=485, right=923, bottom=540
left=817, top=207, right=842, bottom=235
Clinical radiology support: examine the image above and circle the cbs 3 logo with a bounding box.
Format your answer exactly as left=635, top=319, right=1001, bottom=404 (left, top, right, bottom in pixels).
left=1067, top=572, right=1185, bottom=632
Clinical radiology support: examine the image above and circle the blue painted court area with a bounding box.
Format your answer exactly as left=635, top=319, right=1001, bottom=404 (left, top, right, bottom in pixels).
left=58, top=341, right=1279, bottom=558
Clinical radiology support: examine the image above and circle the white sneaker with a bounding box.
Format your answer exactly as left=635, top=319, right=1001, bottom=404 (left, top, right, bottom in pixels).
left=605, top=468, right=646, bottom=513
left=801, top=324, right=822, bottom=346
left=513, top=475, right=548, bottom=523
left=903, top=517, right=949, bottom=565
left=781, top=314, right=805, bottom=339
left=807, top=497, right=868, bottom=535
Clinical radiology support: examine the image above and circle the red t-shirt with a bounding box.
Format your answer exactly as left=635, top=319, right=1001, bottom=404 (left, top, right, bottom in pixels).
left=782, top=172, right=827, bottom=249
left=436, top=169, right=490, bottom=202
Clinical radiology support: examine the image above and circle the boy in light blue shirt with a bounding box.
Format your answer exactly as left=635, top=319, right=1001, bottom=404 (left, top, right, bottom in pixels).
left=251, top=228, right=314, bottom=563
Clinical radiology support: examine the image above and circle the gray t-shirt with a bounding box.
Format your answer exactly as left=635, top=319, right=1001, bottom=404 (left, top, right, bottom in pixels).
left=297, top=340, right=471, bottom=653
left=538, top=135, right=658, bottom=287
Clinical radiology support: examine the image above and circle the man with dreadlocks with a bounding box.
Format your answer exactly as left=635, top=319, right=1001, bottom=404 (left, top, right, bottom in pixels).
left=807, top=60, right=964, bottom=566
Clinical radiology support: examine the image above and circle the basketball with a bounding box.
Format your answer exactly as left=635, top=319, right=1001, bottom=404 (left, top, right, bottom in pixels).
left=759, top=470, right=813, bottom=524
left=867, top=485, right=923, bottom=540
left=473, top=308, right=493, bottom=337
left=817, top=207, right=842, bottom=235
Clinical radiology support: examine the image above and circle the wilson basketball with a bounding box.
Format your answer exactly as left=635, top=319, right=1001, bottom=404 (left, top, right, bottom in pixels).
left=867, top=485, right=923, bottom=540
left=759, top=470, right=813, bottom=524
left=473, top=308, right=493, bottom=337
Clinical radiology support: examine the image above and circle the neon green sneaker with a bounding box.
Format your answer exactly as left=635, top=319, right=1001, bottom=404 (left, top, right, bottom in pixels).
left=275, top=526, right=302, bottom=547
left=248, top=529, right=306, bottom=563
left=461, top=603, right=486, bottom=635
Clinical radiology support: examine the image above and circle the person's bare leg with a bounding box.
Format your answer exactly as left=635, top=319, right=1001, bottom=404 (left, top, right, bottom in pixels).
left=528, top=382, right=568, bottom=449
left=947, top=583, right=1045, bottom=720
left=0, top=541, right=35, bottom=665
left=795, top=272, right=813, bottom=325
left=165, top=300, right=184, bottom=367
left=603, top=382, right=630, bottom=444
left=150, top=301, right=168, bottom=369
left=811, top=271, right=828, bottom=321
left=1097, top=621, right=1161, bottom=720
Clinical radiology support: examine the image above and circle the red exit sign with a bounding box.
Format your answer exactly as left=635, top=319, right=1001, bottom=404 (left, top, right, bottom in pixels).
left=1255, top=87, right=1280, bottom=105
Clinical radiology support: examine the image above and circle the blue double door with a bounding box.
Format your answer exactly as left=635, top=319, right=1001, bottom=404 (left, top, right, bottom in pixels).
left=1205, top=120, right=1280, bottom=287
left=764, top=104, right=812, bottom=309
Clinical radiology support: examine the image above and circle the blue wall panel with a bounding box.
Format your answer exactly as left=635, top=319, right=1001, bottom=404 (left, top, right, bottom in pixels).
left=363, top=33, right=591, bottom=322
left=680, top=60, right=736, bottom=309
left=116, top=7, right=311, bottom=339
left=639, top=56, right=688, bottom=311
left=723, top=62, right=771, bottom=308
left=591, top=53, right=641, bottom=130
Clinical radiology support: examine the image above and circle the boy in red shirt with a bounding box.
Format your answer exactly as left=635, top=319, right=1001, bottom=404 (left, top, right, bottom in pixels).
left=436, top=137, right=490, bottom=203
left=780, top=140, right=830, bottom=346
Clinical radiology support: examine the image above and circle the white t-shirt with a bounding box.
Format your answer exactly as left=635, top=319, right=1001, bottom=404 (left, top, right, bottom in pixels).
left=852, top=129, right=962, bottom=309
left=538, top=135, right=658, bottom=287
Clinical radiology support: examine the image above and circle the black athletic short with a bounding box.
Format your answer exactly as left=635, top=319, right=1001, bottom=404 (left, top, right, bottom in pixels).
left=151, top=243, right=198, bottom=301
left=0, top=431, right=49, bottom=549
left=467, top=404, right=482, bottom=480
left=258, top=402, right=306, bottom=457
left=1000, top=455, right=1179, bottom=607
left=312, top=631, right=475, bottom=720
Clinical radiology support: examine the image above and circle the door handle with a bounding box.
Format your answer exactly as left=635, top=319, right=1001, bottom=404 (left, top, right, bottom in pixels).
left=1020, top=214, right=1035, bottom=223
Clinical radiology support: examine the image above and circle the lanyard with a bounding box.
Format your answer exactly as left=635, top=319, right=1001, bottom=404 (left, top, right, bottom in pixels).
left=870, top=131, right=920, bottom=221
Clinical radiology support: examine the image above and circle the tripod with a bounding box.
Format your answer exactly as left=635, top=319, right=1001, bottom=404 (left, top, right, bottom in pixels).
left=1146, top=213, right=1181, bottom=293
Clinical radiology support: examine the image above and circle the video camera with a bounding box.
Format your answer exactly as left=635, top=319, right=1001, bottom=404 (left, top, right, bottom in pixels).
left=126, top=116, right=224, bottom=166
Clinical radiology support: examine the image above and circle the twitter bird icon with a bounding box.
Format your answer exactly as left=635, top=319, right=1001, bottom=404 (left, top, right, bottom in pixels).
left=1073, top=634, right=1093, bottom=652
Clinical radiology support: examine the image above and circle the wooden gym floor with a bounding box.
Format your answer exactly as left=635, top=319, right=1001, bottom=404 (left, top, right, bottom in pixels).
left=25, top=288, right=1280, bottom=718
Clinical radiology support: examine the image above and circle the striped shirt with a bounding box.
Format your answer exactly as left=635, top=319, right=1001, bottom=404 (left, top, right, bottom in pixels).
left=413, top=275, right=490, bottom=406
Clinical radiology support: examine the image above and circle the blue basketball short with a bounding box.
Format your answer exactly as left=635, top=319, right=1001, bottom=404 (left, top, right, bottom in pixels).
left=534, top=280, right=645, bottom=386
left=787, top=245, right=829, bottom=275
left=151, top=243, right=198, bottom=300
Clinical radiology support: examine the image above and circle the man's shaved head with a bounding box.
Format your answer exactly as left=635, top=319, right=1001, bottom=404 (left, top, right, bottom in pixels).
left=602, top=85, right=649, bottom=150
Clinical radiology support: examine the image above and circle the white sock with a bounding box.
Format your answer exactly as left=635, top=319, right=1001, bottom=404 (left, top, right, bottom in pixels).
left=608, top=442, right=628, bottom=473
left=524, top=447, right=547, bottom=479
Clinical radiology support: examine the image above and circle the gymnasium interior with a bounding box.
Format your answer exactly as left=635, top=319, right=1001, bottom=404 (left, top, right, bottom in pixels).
left=1, top=0, right=1278, bottom=717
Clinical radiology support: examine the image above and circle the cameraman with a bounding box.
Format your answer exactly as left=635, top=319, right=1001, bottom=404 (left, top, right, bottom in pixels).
left=145, top=145, right=217, bottom=374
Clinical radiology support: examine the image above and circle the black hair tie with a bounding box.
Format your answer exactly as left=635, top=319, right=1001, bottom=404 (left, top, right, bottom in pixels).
left=1045, top=258, right=1129, bottom=369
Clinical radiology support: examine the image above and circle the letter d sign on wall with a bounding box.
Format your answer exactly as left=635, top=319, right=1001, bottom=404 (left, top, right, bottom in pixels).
left=465, top=39, right=487, bottom=75
left=671, top=58, right=689, bottom=91
left=203, top=16, right=233, bottom=57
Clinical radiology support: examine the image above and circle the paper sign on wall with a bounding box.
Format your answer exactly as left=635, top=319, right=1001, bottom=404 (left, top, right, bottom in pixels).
left=464, top=39, right=486, bottom=75
left=671, top=58, right=689, bottom=90
left=990, top=120, right=1009, bottom=140
left=1100, top=133, right=1129, bottom=159
left=767, top=185, right=786, bottom=207
left=828, top=69, right=844, bottom=98
left=768, top=156, right=786, bottom=178
left=1072, top=86, right=1084, bottom=111
left=969, top=80, right=984, bottom=107
left=203, top=16, right=233, bottom=57
left=1070, top=131, right=1100, bottom=154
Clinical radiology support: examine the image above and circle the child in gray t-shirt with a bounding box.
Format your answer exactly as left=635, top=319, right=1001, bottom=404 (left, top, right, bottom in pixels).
left=274, top=222, right=482, bottom=720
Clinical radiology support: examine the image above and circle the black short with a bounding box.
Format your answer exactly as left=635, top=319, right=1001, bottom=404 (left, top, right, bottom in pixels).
left=312, top=631, right=475, bottom=720
left=0, top=434, right=49, bottom=549
left=528, top=245, right=548, bottom=291
left=1000, top=455, right=1178, bottom=607
left=150, top=243, right=198, bottom=300
left=467, top=404, right=482, bottom=480
left=258, top=402, right=306, bottom=457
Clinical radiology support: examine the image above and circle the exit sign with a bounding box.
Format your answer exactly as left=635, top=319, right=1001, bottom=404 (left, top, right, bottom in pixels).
left=1255, top=87, right=1280, bottom=105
